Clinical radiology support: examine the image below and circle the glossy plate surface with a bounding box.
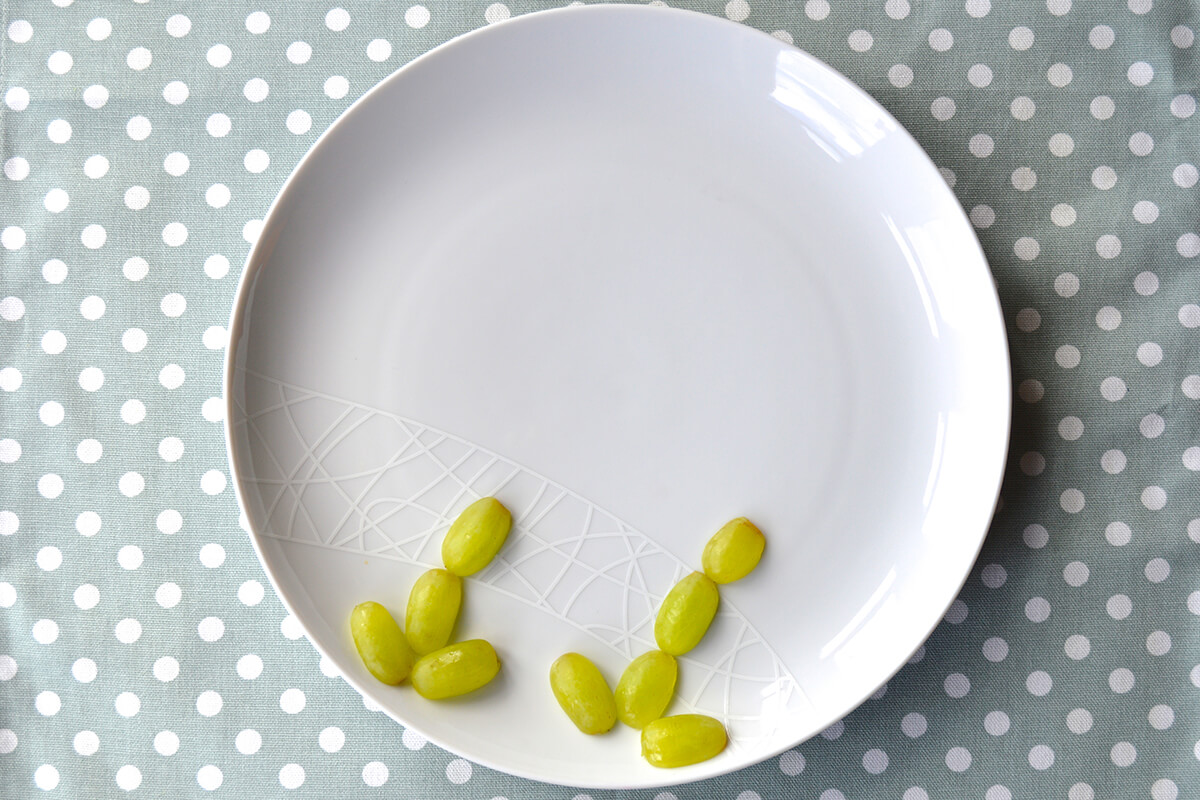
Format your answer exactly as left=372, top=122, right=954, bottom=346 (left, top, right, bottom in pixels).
left=225, top=5, right=1010, bottom=788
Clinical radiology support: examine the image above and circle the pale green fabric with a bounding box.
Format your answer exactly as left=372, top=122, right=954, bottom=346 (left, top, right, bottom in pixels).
left=2, top=1, right=1199, bottom=797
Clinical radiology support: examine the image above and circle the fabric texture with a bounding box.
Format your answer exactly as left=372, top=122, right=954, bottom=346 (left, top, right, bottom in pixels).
left=1, top=1, right=1198, bottom=797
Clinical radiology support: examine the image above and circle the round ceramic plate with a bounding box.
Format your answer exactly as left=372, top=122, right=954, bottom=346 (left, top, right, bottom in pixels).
left=225, top=5, right=1010, bottom=788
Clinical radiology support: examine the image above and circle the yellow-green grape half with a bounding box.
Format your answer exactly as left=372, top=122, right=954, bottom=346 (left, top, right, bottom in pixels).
left=641, top=714, right=728, bottom=768
left=441, top=497, right=513, bottom=577
left=410, top=639, right=501, bottom=700
left=350, top=601, right=415, bottom=685
left=615, top=650, right=677, bottom=729
left=405, top=568, right=463, bottom=655
left=654, top=572, right=719, bottom=656
left=549, top=652, right=617, bottom=735
left=701, top=517, right=765, bottom=584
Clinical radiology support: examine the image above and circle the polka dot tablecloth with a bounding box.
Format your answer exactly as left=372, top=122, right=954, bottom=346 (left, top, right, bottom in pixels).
left=1, top=0, right=1198, bottom=797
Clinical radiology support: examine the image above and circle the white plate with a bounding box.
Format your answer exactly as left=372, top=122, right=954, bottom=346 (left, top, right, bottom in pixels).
left=225, top=5, right=1010, bottom=788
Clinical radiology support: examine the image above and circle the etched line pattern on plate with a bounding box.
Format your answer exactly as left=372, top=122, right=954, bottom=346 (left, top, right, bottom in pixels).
left=231, top=370, right=808, bottom=742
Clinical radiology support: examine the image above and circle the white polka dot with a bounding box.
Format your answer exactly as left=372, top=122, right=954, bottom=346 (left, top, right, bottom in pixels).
left=326, top=7, right=351, bottom=30
left=1019, top=452, right=1045, bottom=476
left=36, top=690, right=61, bottom=716
left=207, top=113, right=232, bottom=137
left=1089, top=24, right=1115, bottom=49
left=1028, top=745, right=1054, bottom=770
left=118, top=472, right=145, bottom=498
left=928, top=97, right=956, bottom=122
left=34, top=765, right=59, bottom=790
left=126, top=116, right=151, bottom=141
left=243, top=219, right=265, bottom=243
left=1141, top=486, right=1167, bottom=510
left=1111, top=742, right=1137, bottom=767
left=166, top=14, right=191, bottom=37
left=79, top=295, right=106, bottom=320
left=235, top=729, right=262, bottom=755
left=120, top=328, right=148, bottom=354
left=74, top=584, right=99, bottom=609
left=324, top=75, right=350, bottom=99
left=311, top=726, right=344, bottom=753
left=1106, top=522, right=1132, bottom=546
left=74, top=730, right=99, bottom=755
left=196, top=765, right=222, bottom=791
left=204, top=183, right=231, bottom=209
left=1178, top=233, right=1200, bottom=258
left=246, top=11, right=270, bottom=33
left=154, top=731, right=179, bottom=756
left=124, top=396, right=147, bottom=425
left=1109, top=667, right=1135, bottom=693
left=1048, top=63, right=1073, bottom=87
left=1101, top=376, right=1127, bottom=401
left=1058, top=417, right=1083, bottom=441
left=1012, top=310, right=1041, bottom=334
left=197, top=617, right=225, bottom=642
left=1064, top=634, right=1090, bottom=660
left=116, top=764, right=142, bottom=791
left=196, top=690, right=223, bottom=717
left=200, top=469, right=227, bottom=495
left=37, top=546, right=62, bottom=571
left=206, top=44, right=232, bottom=69
left=236, top=654, right=263, bottom=680
left=929, top=28, right=953, bottom=51
left=1137, top=343, right=1164, bottom=368
left=1066, top=708, right=1092, bottom=733
left=860, top=748, right=888, bottom=774
left=403, top=5, right=432, bottom=27
left=41, top=331, right=66, bottom=355
left=969, top=205, right=995, bottom=229
left=364, top=38, right=393, bottom=62
left=115, top=691, right=141, bottom=717
left=1017, top=379, right=1044, bottom=403
left=1092, top=165, right=1117, bottom=189
left=1184, top=376, right=1200, bottom=398
left=944, top=673, right=970, bottom=698
left=1174, top=163, right=1199, bottom=187
left=770, top=749, right=805, bottom=778
left=9, top=19, right=33, bottom=42
left=1130, top=132, right=1154, bottom=156
left=445, top=758, right=473, bottom=784
left=84, top=154, right=109, bottom=179
left=1147, top=630, right=1171, bottom=655
left=1090, top=95, right=1115, bottom=120
left=1172, top=94, right=1196, bottom=119
left=1152, top=780, right=1179, bottom=800
left=279, top=763, right=305, bottom=789
left=1128, top=61, right=1154, bottom=86
left=982, top=637, right=1008, bottom=662
left=287, top=110, right=312, bottom=135
left=1129, top=201, right=1159, bottom=225
left=238, top=580, right=265, bottom=605
left=1173, top=24, right=1195, bottom=47
left=1098, top=449, right=1128, bottom=475
left=805, top=0, right=830, bottom=19
left=848, top=30, right=873, bottom=52
left=1022, top=524, right=1048, bottom=549
left=968, top=64, right=993, bottom=88
left=79, top=83, right=111, bottom=111
left=32, top=618, right=59, bottom=643
left=945, top=747, right=971, bottom=772
left=244, top=78, right=269, bottom=103
left=1010, top=96, right=1035, bottom=120
left=5, top=86, right=30, bottom=112
left=1011, top=167, right=1036, bottom=191
left=155, top=582, right=181, bottom=608
left=38, top=473, right=64, bottom=498
left=970, top=134, right=994, bottom=157
left=1048, top=133, right=1074, bottom=157
left=1060, top=488, right=1085, bottom=513
left=158, top=364, right=185, bottom=390
left=127, top=47, right=152, bottom=70
left=160, top=81, right=189, bottom=106
left=153, top=656, right=179, bottom=682
left=1062, top=561, right=1089, bottom=586
left=1055, top=345, right=1080, bottom=368
left=279, top=687, right=306, bottom=713
left=820, top=720, right=844, bottom=740
left=1008, top=26, right=1033, bottom=50
left=1148, top=704, right=1174, bottom=730
left=1026, top=597, right=1051, bottom=622
left=75, top=511, right=100, bottom=537
left=3, top=157, right=29, bottom=183
left=944, top=599, right=968, bottom=624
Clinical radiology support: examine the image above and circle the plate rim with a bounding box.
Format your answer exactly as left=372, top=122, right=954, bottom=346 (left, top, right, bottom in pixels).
left=223, top=3, right=1013, bottom=788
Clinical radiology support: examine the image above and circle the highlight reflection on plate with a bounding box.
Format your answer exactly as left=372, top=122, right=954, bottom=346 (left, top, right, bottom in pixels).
left=225, top=5, right=1010, bottom=788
